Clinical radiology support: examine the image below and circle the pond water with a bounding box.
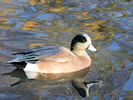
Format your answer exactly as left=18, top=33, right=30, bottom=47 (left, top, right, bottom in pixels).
left=0, top=0, right=133, bottom=100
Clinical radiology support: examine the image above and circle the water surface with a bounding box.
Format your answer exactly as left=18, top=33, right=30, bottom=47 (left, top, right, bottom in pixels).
left=0, top=0, right=133, bottom=99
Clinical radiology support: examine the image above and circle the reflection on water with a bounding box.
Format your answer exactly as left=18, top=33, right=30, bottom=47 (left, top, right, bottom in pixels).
left=0, top=0, right=133, bottom=99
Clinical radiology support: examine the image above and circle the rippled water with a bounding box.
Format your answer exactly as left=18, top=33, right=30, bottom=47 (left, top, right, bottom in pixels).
left=0, top=0, right=133, bottom=100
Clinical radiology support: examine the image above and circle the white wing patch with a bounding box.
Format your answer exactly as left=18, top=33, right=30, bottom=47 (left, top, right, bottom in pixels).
left=24, top=62, right=39, bottom=72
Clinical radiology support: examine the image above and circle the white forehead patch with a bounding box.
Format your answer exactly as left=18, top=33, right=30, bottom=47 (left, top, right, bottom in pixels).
left=81, top=34, right=92, bottom=44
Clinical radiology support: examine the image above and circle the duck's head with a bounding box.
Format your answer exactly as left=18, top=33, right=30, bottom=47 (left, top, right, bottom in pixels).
left=71, top=34, right=96, bottom=56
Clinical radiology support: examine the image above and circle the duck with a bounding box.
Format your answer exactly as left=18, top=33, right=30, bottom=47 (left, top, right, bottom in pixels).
left=9, top=34, right=97, bottom=74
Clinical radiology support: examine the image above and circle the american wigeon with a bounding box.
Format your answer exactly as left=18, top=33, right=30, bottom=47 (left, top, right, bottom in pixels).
left=10, top=34, right=96, bottom=74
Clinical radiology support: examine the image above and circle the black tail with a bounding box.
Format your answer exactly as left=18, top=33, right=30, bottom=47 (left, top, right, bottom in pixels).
left=12, top=61, right=27, bottom=69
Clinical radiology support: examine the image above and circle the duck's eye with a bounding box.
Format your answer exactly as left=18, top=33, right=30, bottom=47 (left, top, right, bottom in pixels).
left=80, top=37, right=87, bottom=43
left=80, top=38, right=87, bottom=43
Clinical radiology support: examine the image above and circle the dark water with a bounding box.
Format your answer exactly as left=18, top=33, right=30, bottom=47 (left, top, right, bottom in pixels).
left=0, top=0, right=133, bottom=99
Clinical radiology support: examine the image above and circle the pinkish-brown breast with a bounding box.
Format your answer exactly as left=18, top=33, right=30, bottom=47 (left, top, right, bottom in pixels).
left=36, top=55, right=91, bottom=74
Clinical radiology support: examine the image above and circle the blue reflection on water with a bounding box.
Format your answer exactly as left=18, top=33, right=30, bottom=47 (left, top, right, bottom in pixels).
left=0, top=93, right=20, bottom=99
left=106, top=41, right=121, bottom=51
left=122, top=73, right=133, bottom=91
left=37, top=14, right=61, bottom=21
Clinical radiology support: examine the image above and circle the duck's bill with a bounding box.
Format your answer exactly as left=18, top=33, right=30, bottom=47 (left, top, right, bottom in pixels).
left=88, top=44, right=97, bottom=51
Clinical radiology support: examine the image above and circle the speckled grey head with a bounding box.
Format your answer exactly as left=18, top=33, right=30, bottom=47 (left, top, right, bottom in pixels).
left=71, top=34, right=96, bottom=51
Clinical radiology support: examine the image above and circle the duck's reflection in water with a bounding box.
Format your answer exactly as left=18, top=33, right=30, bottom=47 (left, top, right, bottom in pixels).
left=10, top=67, right=90, bottom=86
